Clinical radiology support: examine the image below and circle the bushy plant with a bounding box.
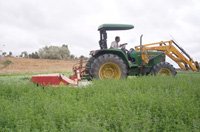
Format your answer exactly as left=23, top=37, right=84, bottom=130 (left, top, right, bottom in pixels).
left=3, top=60, right=13, bottom=66
left=0, top=60, right=13, bottom=69
left=0, top=72, right=199, bottom=131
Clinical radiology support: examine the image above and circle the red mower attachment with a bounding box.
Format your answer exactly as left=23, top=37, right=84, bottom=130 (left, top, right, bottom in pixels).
left=30, top=59, right=86, bottom=86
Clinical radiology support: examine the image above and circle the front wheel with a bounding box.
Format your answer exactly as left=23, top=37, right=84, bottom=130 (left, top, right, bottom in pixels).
left=195, top=61, right=199, bottom=71
left=91, top=54, right=127, bottom=79
left=152, top=62, right=177, bottom=76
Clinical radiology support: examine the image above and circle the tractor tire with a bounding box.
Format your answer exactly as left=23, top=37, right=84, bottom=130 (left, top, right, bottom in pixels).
left=91, top=54, right=127, bottom=79
left=195, top=61, right=199, bottom=71
left=152, top=62, right=177, bottom=76
left=85, top=57, right=95, bottom=80
left=85, top=57, right=95, bottom=74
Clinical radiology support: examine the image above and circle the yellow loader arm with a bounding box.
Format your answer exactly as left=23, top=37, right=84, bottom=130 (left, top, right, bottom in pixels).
left=135, top=40, right=199, bottom=72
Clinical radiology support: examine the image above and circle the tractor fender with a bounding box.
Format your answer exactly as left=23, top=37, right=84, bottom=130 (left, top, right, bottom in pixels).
left=92, top=49, right=131, bottom=68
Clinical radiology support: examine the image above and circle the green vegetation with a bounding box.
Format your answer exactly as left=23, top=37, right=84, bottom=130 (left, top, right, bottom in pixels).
left=3, top=60, right=13, bottom=66
left=0, top=60, right=13, bottom=70
left=0, top=72, right=199, bottom=131
left=38, top=45, right=71, bottom=59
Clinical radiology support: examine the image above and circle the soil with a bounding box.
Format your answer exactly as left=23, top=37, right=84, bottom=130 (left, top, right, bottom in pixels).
left=0, top=57, right=83, bottom=74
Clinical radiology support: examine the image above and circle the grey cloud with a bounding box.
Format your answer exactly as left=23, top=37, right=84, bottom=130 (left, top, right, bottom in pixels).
left=0, top=0, right=199, bottom=64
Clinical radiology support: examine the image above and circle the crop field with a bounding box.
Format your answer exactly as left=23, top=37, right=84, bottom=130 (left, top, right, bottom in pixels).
left=0, top=72, right=200, bottom=131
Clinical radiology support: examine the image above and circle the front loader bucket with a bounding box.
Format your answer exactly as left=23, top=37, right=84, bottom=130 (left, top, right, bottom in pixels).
left=30, top=73, right=78, bottom=86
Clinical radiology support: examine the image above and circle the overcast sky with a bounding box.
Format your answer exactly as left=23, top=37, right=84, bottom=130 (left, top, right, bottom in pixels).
left=0, top=0, right=200, bottom=65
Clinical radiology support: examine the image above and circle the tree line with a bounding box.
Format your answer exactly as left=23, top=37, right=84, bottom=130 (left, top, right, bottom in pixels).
left=1, top=44, right=88, bottom=60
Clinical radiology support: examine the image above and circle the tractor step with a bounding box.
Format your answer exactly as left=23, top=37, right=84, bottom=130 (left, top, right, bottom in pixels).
left=30, top=73, right=78, bottom=86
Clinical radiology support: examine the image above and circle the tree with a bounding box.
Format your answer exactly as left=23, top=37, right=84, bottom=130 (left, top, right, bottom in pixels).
left=2, top=52, right=6, bottom=56
left=29, top=52, right=39, bottom=59
left=20, top=51, right=28, bottom=58
left=79, top=55, right=84, bottom=59
left=8, top=51, right=12, bottom=56
left=38, top=45, right=71, bottom=59
left=70, top=54, right=75, bottom=59
left=79, top=55, right=89, bottom=60
left=33, top=52, right=39, bottom=59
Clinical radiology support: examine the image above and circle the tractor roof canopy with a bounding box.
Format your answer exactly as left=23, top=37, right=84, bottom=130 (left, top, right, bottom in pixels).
left=98, top=24, right=134, bottom=31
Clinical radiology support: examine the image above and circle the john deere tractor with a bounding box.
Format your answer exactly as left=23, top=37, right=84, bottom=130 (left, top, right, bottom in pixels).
left=85, top=24, right=199, bottom=80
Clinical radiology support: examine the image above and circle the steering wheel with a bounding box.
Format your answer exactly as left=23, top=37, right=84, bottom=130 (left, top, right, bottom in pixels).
left=120, top=43, right=129, bottom=54
left=120, top=43, right=128, bottom=48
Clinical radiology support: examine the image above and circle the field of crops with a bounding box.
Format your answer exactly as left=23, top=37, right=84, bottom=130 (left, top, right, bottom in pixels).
left=0, top=72, right=200, bottom=131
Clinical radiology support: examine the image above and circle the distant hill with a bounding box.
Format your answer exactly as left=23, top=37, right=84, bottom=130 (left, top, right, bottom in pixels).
left=0, top=57, right=79, bottom=74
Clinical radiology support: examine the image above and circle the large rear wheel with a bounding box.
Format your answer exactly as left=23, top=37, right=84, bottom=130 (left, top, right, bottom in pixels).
left=85, top=57, right=95, bottom=80
left=152, top=62, right=177, bottom=76
left=91, top=54, right=127, bottom=79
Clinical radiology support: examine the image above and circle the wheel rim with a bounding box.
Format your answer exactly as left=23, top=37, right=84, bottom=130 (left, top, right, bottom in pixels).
left=157, top=68, right=172, bottom=76
left=99, top=62, right=121, bottom=79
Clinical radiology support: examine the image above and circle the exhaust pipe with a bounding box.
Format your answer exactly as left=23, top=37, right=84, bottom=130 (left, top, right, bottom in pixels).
left=140, top=34, right=143, bottom=54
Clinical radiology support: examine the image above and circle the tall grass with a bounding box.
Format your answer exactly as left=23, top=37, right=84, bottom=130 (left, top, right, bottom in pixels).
left=0, top=72, right=199, bottom=131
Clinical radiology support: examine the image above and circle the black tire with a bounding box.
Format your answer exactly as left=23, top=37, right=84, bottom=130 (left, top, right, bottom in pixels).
left=152, top=62, right=177, bottom=76
left=85, top=57, right=95, bottom=74
left=85, top=57, right=95, bottom=80
left=90, top=54, right=127, bottom=79
left=195, top=61, right=199, bottom=71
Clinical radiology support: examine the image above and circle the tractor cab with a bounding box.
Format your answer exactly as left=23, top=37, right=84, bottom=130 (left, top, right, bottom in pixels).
left=97, top=24, right=135, bottom=63
left=98, top=24, right=134, bottom=50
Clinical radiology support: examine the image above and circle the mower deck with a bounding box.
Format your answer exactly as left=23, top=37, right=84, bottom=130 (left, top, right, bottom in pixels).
left=30, top=73, right=78, bottom=86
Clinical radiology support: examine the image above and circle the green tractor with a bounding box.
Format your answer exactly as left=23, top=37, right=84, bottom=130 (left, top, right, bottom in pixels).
left=85, top=24, right=179, bottom=80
